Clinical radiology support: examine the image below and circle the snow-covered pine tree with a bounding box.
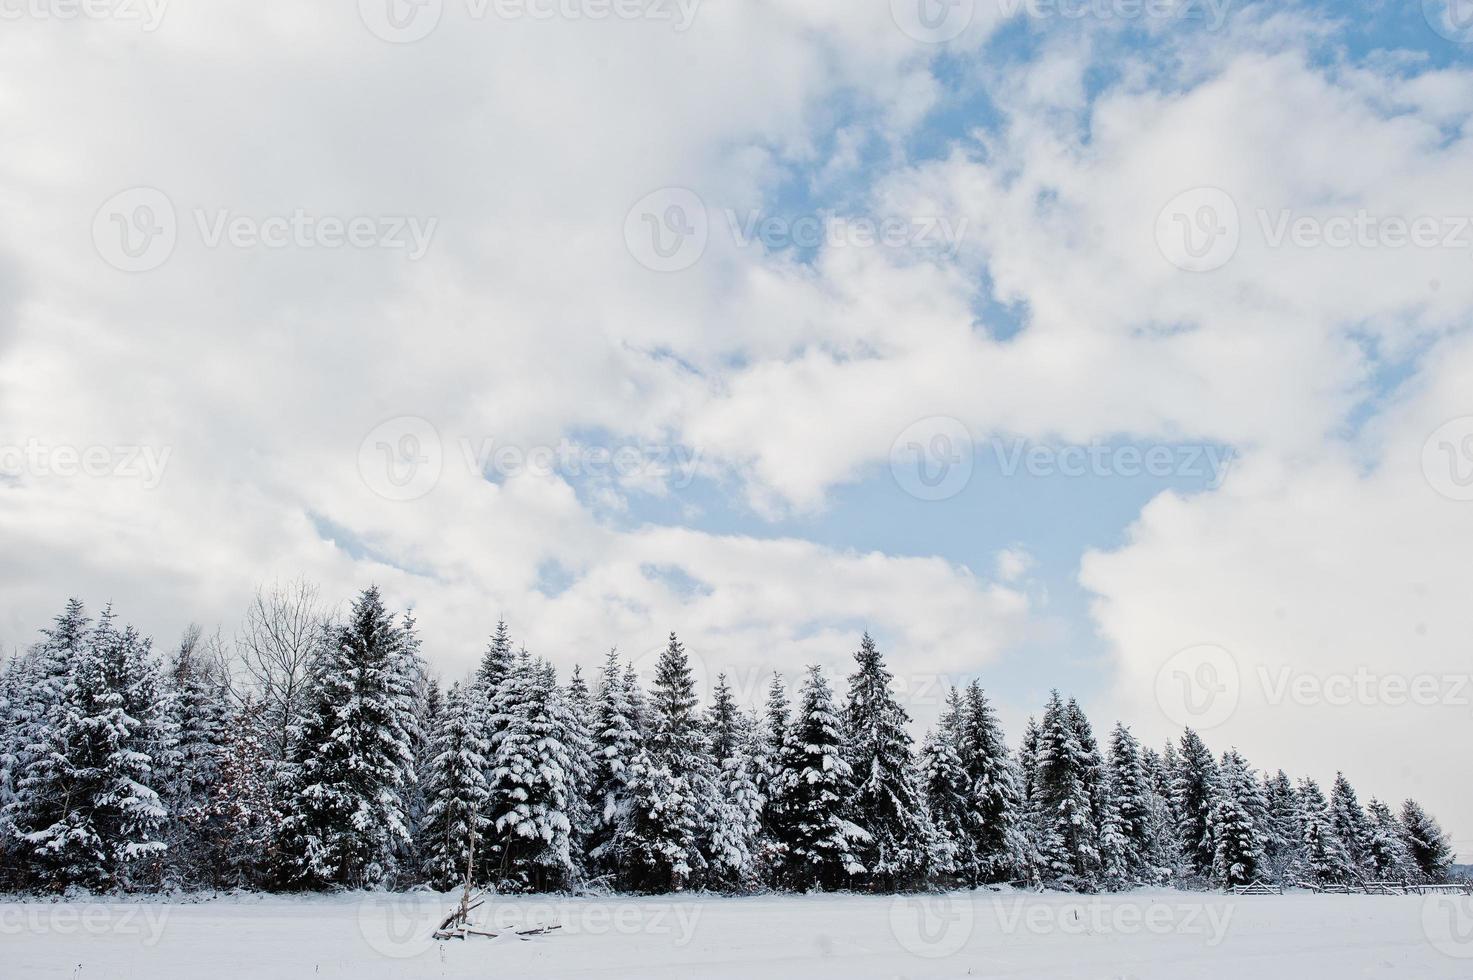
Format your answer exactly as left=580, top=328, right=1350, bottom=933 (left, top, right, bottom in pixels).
left=417, top=682, right=491, bottom=891
left=1105, top=723, right=1151, bottom=881
left=1259, top=770, right=1301, bottom=882
left=1171, top=729, right=1219, bottom=880
left=1297, top=778, right=1354, bottom=885
left=961, top=681, right=1027, bottom=883
left=771, top=665, right=865, bottom=891
left=392, top=610, right=429, bottom=876
left=1210, top=750, right=1267, bottom=888
left=1328, top=772, right=1374, bottom=877
left=588, top=649, right=642, bottom=881
left=1096, top=791, right=1132, bottom=890
left=0, top=656, right=20, bottom=886
left=275, top=586, right=417, bottom=890
left=918, top=728, right=964, bottom=881
left=919, top=690, right=972, bottom=883
left=1399, top=798, right=1454, bottom=883
left=487, top=657, right=579, bottom=891
left=1034, top=691, right=1099, bottom=885
left=562, top=663, right=598, bottom=882
left=708, top=673, right=741, bottom=764
left=162, top=629, right=230, bottom=885
left=843, top=634, right=936, bottom=890
left=706, top=706, right=765, bottom=890
left=1364, top=797, right=1416, bottom=882
left=476, top=619, right=515, bottom=693
left=750, top=672, right=791, bottom=884
left=12, top=604, right=171, bottom=891
left=704, top=673, right=763, bottom=888
left=1016, top=714, right=1048, bottom=883
left=621, top=634, right=712, bottom=890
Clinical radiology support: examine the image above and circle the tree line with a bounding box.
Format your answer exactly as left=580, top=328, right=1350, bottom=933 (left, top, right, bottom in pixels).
left=0, top=583, right=1456, bottom=895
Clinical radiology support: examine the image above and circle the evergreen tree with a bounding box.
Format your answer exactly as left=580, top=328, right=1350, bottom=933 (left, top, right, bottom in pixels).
left=12, top=604, right=170, bottom=891
left=1171, top=729, right=1219, bottom=878
left=1364, top=798, right=1416, bottom=882
left=476, top=620, right=515, bottom=693
left=1260, top=770, right=1302, bottom=882
left=961, top=681, right=1028, bottom=882
left=1105, top=724, right=1152, bottom=880
left=1210, top=750, right=1267, bottom=887
left=417, top=683, right=491, bottom=891
left=1015, top=714, right=1047, bottom=880
left=770, top=665, right=865, bottom=890
left=1399, top=798, right=1454, bottom=883
left=920, top=690, right=973, bottom=882
left=706, top=709, right=765, bottom=889
left=276, top=587, right=416, bottom=889
left=562, top=664, right=598, bottom=881
left=624, top=633, right=715, bottom=889
left=162, top=633, right=230, bottom=884
left=843, top=634, right=935, bottom=889
left=487, top=658, right=579, bottom=891
left=1034, top=691, right=1098, bottom=883
left=1297, top=778, right=1353, bottom=885
left=708, top=674, right=742, bottom=764
left=1328, top=773, right=1374, bottom=876
left=918, top=728, right=965, bottom=880
left=589, top=649, right=642, bottom=880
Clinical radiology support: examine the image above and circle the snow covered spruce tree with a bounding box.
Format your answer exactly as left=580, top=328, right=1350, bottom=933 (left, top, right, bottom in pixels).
left=1399, top=798, right=1454, bottom=883
left=1328, top=773, right=1374, bottom=877
left=1364, top=798, right=1416, bottom=882
left=1260, top=770, right=1303, bottom=882
left=1210, top=750, right=1268, bottom=888
left=770, top=665, right=866, bottom=891
left=1033, top=691, right=1099, bottom=885
left=588, top=648, right=643, bottom=881
left=161, top=627, right=231, bottom=885
left=703, top=674, right=764, bottom=889
left=1171, top=729, right=1219, bottom=881
left=10, top=603, right=171, bottom=891
left=486, top=657, right=580, bottom=891
left=960, top=681, right=1029, bottom=883
left=1105, top=724, right=1154, bottom=883
left=417, top=682, right=491, bottom=891
left=275, top=586, right=419, bottom=890
left=620, top=634, right=715, bottom=891
left=919, top=691, right=972, bottom=883
left=842, top=635, right=936, bottom=890
left=1296, top=778, right=1354, bottom=885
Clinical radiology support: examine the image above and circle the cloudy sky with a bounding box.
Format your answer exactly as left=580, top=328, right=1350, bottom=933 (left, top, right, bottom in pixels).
left=2, top=1, right=1472, bottom=852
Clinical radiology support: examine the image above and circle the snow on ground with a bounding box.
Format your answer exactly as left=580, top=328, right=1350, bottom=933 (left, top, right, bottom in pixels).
left=4, top=888, right=1472, bottom=979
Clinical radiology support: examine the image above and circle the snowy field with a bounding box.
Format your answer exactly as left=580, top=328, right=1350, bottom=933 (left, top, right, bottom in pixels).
left=6, top=888, right=1472, bottom=979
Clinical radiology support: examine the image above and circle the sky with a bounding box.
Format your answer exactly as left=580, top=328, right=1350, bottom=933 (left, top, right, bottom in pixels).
left=1, top=0, right=1472, bottom=855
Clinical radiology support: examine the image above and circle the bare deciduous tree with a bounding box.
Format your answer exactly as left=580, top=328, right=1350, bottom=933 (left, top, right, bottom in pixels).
left=235, top=578, right=331, bottom=763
